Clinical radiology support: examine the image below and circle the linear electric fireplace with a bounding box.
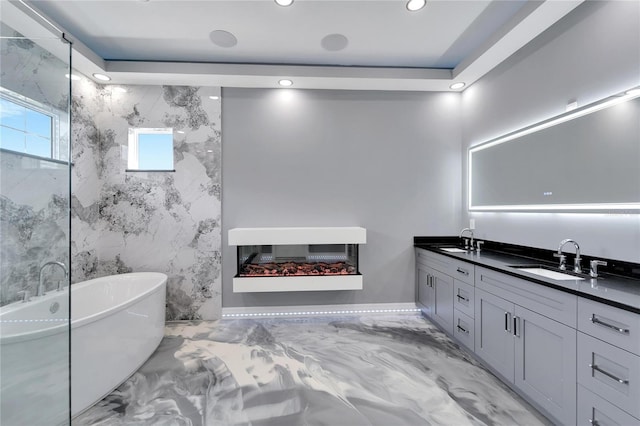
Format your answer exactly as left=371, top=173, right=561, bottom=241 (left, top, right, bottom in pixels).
left=229, top=227, right=366, bottom=292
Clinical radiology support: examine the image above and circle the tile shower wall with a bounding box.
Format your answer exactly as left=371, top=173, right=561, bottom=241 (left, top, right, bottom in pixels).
left=0, top=23, right=70, bottom=306
left=71, top=78, right=222, bottom=320
left=0, top=153, right=69, bottom=305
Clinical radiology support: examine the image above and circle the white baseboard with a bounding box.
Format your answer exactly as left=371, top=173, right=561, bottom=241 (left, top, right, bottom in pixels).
left=221, top=302, right=420, bottom=318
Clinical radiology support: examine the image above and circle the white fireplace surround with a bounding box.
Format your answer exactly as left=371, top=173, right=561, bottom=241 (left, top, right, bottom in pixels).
left=229, top=227, right=366, bottom=293
left=228, top=227, right=366, bottom=246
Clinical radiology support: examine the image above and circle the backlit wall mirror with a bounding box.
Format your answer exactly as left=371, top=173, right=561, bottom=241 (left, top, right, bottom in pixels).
left=469, top=87, right=640, bottom=211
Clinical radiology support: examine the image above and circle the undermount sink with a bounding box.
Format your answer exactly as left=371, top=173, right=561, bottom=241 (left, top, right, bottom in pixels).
left=440, top=247, right=468, bottom=253
left=510, top=265, right=585, bottom=281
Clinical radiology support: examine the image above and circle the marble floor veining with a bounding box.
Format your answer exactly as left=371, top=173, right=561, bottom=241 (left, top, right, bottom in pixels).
left=73, top=314, right=549, bottom=426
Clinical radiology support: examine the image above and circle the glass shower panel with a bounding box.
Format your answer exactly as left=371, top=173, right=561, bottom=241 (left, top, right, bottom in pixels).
left=0, top=16, right=71, bottom=426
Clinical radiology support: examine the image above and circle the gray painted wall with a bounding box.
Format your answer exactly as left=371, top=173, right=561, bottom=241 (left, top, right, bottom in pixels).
left=462, top=0, right=640, bottom=262
left=222, top=88, right=462, bottom=308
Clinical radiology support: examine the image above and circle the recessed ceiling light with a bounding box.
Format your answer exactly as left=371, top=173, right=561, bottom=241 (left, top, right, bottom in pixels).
left=278, top=79, right=293, bottom=87
left=176, top=130, right=185, bottom=134
left=406, top=0, right=426, bottom=12
left=209, top=30, right=238, bottom=48
left=449, top=82, right=465, bottom=90
left=93, top=73, right=111, bottom=81
left=275, top=0, right=294, bottom=6
left=209, top=95, right=220, bottom=100
left=113, top=87, right=127, bottom=93
left=65, top=73, right=81, bottom=81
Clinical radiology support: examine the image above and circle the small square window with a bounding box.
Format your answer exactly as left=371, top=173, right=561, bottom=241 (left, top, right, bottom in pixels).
left=127, top=128, right=174, bottom=171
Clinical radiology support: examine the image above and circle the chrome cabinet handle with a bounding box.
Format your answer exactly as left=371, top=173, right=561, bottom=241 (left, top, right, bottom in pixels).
left=589, top=363, right=629, bottom=384
left=456, top=324, right=469, bottom=334
left=456, top=267, right=469, bottom=276
left=589, top=407, right=600, bottom=426
left=456, top=293, right=469, bottom=302
left=590, top=315, right=630, bottom=334
left=513, top=316, right=520, bottom=337
left=504, top=312, right=511, bottom=333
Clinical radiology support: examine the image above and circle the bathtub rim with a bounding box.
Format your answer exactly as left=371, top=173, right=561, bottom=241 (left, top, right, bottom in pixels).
left=0, top=272, right=167, bottom=344
left=72, top=272, right=167, bottom=328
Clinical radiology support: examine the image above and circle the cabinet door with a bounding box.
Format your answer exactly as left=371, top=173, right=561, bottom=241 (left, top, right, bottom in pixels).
left=514, top=305, right=577, bottom=425
left=475, top=288, right=515, bottom=382
left=432, top=268, right=454, bottom=334
left=417, top=267, right=435, bottom=316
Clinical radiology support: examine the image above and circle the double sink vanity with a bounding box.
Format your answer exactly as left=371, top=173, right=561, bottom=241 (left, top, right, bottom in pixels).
left=414, top=236, right=640, bottom=426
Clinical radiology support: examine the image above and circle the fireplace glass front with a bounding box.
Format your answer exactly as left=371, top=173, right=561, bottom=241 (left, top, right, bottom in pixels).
left=236, top=244, right=360, bottom=277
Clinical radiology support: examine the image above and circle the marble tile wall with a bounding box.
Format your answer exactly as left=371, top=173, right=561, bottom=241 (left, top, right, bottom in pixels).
left=71, top=78, right=222, bottom=320
left=0, top=153, right=69, bottom=305
left=0, top=23, right=71, bottom=306
left=2, top=21, right=221, bottom=318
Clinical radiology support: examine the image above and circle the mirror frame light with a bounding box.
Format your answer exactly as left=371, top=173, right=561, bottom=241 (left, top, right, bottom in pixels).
left=468, top=86, right=640, bottom=212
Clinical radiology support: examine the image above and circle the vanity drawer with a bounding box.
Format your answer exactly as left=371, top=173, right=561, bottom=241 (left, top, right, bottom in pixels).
left=578, top=298, right=640, bottom=356
left=449, top=259, right=474, bottom=286
left=422, top=250, right=451, bottom=274
left=476, top=266, right=577, bottom=327
left=577, top=332, right=640, bottom=418
left=416, top=248, right=431, bottom=268
left=418, top=250, right=475, bottom=286
left=453, top=310, right=474, bottom=351
left=454, top=280, right=474, bottom=318
left=578, top=384, right=640, bottom=426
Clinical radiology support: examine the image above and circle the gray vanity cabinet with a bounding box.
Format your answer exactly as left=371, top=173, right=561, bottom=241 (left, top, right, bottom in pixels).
left=416, top=267, right=434, bottom=316
left=475, top=288, right=515, bottom=381
left=415, top=249, right=456, bottom=334
left=513, top=305, right=577, bottom=425
left=430, top=268, right=454, bottom=334
left=415, top=245, right=639, bottom=426
left=576, top=298, right=640, bottom=423
left=475, top=268, right=577, bottom=426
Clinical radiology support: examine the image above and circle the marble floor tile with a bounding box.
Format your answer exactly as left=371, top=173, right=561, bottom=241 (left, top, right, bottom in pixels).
left=73, top=314, right=549, bottom=426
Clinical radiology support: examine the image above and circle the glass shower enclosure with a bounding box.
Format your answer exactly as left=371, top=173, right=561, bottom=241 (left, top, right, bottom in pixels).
left=0, top=3, right=72, bottom=425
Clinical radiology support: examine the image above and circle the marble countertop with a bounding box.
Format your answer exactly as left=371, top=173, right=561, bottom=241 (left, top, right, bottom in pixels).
left=414, top=237, right=640, bottom=314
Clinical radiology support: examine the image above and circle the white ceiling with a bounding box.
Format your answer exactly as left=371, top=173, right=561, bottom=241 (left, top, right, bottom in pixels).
left=9, top=0, right=584, bottom=91
left=29, top=0, right=523, bottom=67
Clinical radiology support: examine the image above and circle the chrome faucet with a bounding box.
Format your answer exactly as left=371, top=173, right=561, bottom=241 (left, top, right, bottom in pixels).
left=38, top=261, right=68, bottom=296
left=590, top=260, right=607, bottom=278
left=459, top=228, right=474, bottom=250
left=555, top=239, right=581, bottom=273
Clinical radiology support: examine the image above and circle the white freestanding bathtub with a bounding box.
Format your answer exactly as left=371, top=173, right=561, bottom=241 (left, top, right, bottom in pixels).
left=0, top=272, right=167, bottom=425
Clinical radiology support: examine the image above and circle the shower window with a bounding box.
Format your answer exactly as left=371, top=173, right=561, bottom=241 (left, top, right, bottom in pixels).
left=127, top=127, right=175, bottom=171
left=0, top=90, right=59, bottom=159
